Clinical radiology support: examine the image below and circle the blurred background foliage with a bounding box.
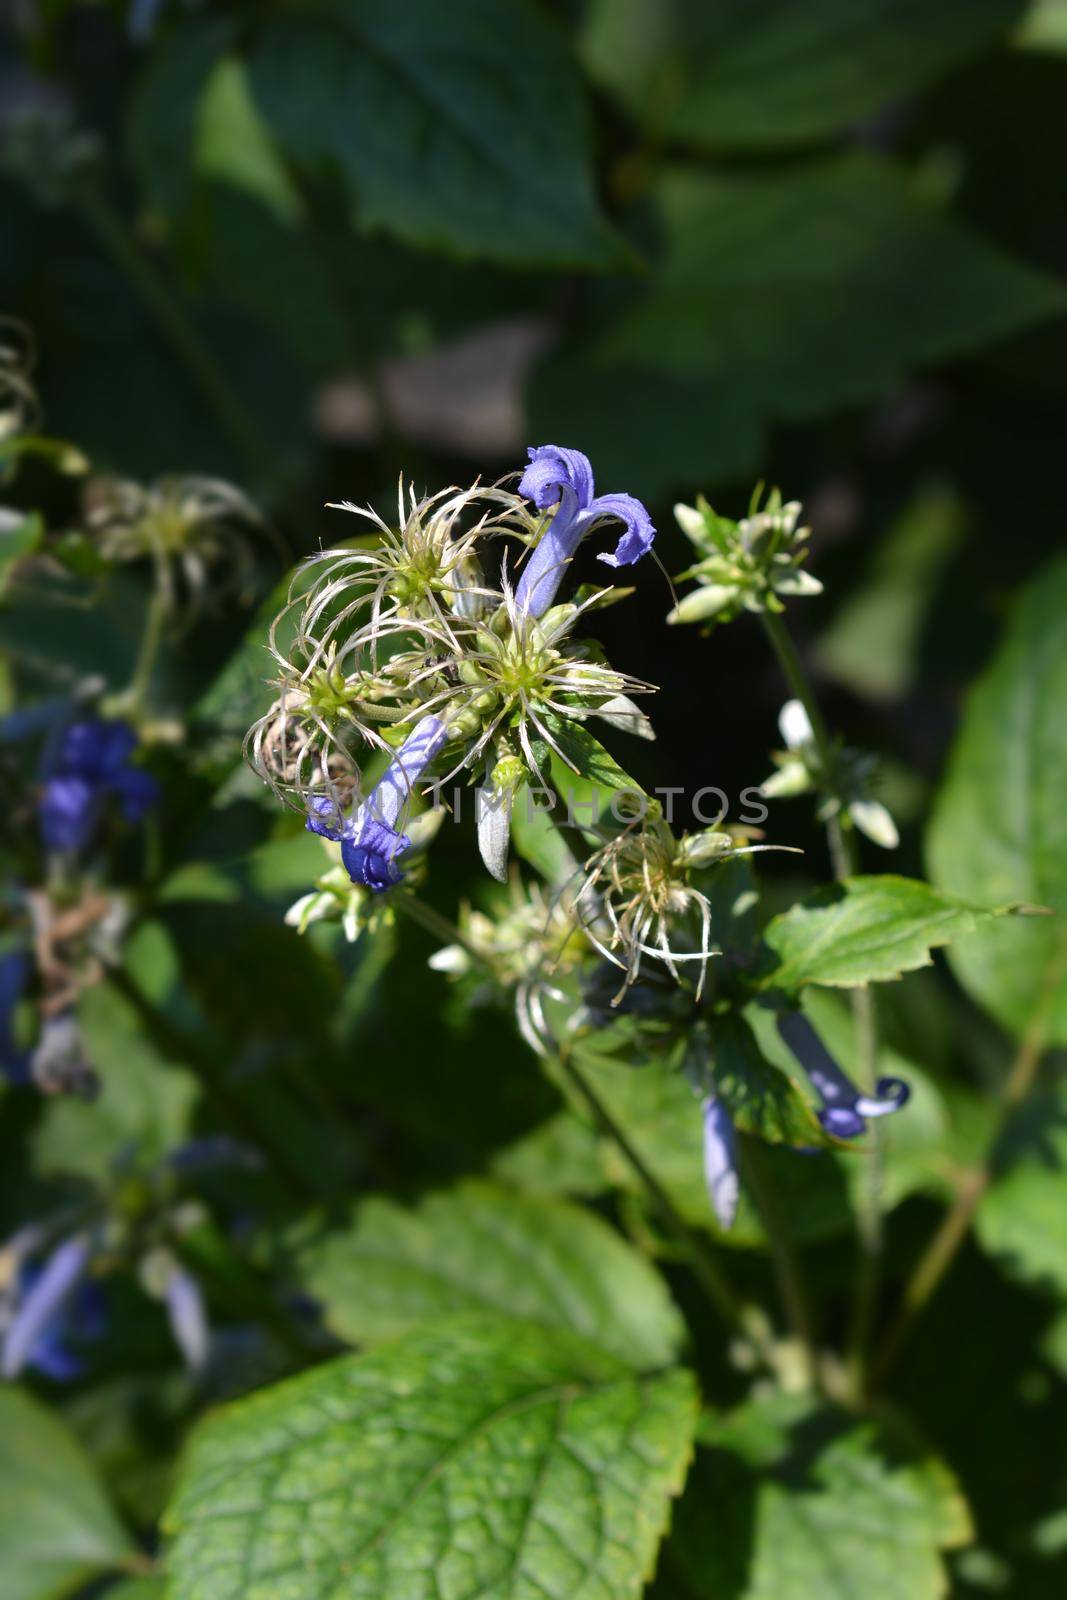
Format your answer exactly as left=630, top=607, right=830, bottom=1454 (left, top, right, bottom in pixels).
left=3, top=2, right=1067, bottom=1597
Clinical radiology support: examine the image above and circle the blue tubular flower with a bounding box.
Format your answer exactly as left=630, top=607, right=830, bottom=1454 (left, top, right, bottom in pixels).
left=39, top=718, right=159, bottom=853
left=776, top=1011, right=909, bottom=1139
left=515, top=445, right=656, bottom=618
left=0, top=952, right=30, bottom=1084
left=702, top=1095, right=739, bottom=1230
left=307, top=714, right=449, bottom=892
left=1, top=1232, right=97, bottom=1380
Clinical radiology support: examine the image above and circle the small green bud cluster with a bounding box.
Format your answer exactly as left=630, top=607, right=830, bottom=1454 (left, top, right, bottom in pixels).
left=668, top=487, right=821, bottom=628
left=761, top=700, right=898, bottom=850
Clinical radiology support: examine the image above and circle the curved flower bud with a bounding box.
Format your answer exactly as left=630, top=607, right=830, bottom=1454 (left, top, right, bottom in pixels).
left=702, top=1095, right=739, bottom=1229
left=164, top=1265, right=210, bottom=1372
left=776, top=1010, right=909, bottom=1139
left=516, top=445, right=655, bottom=618
left=306, top=714, right=449, bottom=892
left=2, top=1232, right=92, bottom=1379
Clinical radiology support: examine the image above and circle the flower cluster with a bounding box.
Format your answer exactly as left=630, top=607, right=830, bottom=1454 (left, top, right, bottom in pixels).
left=248, top=446, right=657, bottom=895
left=761, top=699, right=899, bottom=850
left=39, top=717, right=159, bottom=855
left=84, top=473, right=266, bottom=614
left=667, top=487, right=821, bottom=628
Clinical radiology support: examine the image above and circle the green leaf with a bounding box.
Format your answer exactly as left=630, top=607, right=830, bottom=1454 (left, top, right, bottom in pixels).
left=292, top=1179, right=685, bottom=1369
left=247, top=0, right=621, bottom=268
left=927, top=554, right=1067, bottom=1043
left=815, top=486, right=967, bottom=703
left=194, top=58, right=300, bottom=225
left=164, top=1315, right=698, bottom=1600
left=0, top=1386, right=135, bottom=1600
left=759, top=875, right=1015, bottom=993
left=33, top=980, right=197, bottom=1182
left=0, top=511, right=43, bottom=598
left=491, top=1109, right=608, bottom=1198
left=541, top=711, right=649, bottom=801
left=531, top=154, right=1063, bottom=499
left=704, top=1013, right=819, bottom=1146
left=104, top=1583, right=165, bottom=1600
left=129, top=13, right=240, bottom=219
left=671, top=1393, right=971, bottom=1600
left=976, top=1069, right=1067, bottom=1295
left=583, top=0, right=1024, bottom=149
left=552, top=1046, right=852, bottom=1245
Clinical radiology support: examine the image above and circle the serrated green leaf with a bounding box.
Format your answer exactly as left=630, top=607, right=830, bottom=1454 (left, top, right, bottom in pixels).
left=672, top=1393, right=971, bottom=1600
left=606, top=157, right=1063, bottom=400
left=927, top=554, right=1067, bottom=1043
left=247, top=0, right=621, bottom=268
left=530, top=154, right=1063, bottom=500
left=583, top=0, right=1024, bottom=149
left=759, top=875, right=1014, bottom=993
left=292, top=1179, right=685, bottom=1369
left=164, top=1315, right=698, bottom=1600
left=0, top=1386, right=135, bottom=1600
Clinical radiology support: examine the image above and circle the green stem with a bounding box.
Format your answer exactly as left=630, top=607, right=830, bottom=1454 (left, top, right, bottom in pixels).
left=760, top=607, right=882, bottom=1392
left=395, top=894, right=484, bottom=964
left=78, top=188, right=276, bottom=487
left=115, top=581, right=169, bottom=716
left=740, top=1135, right=819, bottom=1386
left=873, top=993, right=1053, bottom=1387
left=557, top=1047, right=756, bottom=1339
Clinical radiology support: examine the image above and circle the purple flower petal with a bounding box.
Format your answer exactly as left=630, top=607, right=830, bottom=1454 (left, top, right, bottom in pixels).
left=589, top=492, right=657, bottom=568
left=702, top=1095, right=739, bottom=1230
left=39, top=776, right=99, bottom=853
left=518, top=445, right=595, bottom=512
left=2, top=1233, right=91, bottom=1380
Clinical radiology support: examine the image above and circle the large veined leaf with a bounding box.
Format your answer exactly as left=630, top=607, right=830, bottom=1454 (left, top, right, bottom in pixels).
left=529, top=154, right=1063, bottom=499
left=583, top=0, right=1024, bottom=149
left=0, top=1387, right=136, bottom=1600
left=927, top=554, right=1067, bottom=1043
left=671, top=1394, right=972, bottom=1600
left=976, top=1070, right=1067, bottom=1295
left=164, top=1315, right=698, bottom=1600
left=291, top=1179, right=685, bottom=1369
left=759, top=875, right=1015, bottom=993
left=247, top=0, right=621, bottom=267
